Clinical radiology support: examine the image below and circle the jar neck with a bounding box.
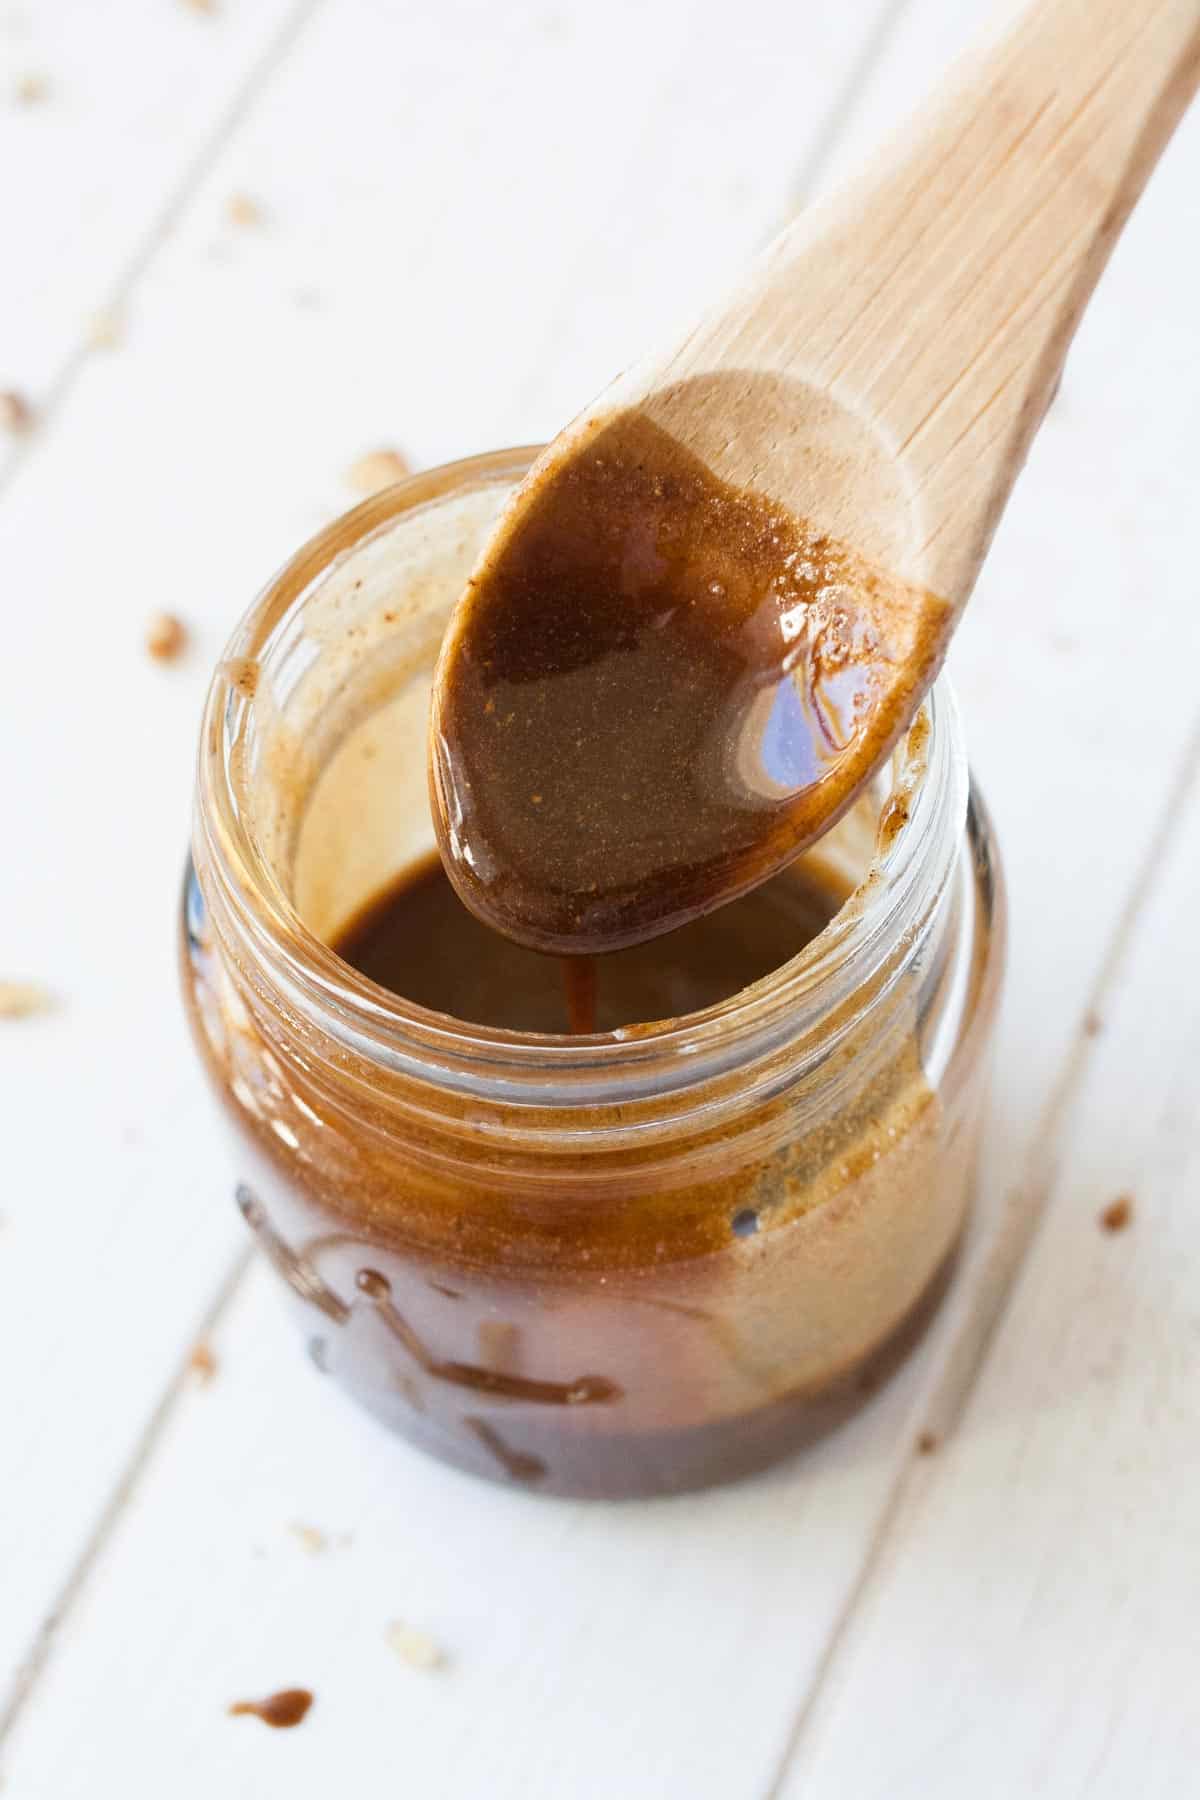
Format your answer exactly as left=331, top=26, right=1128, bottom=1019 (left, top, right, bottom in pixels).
left=191, top=454, right=968, bottom=1148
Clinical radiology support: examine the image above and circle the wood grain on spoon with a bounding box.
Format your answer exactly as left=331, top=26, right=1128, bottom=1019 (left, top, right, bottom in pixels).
left=431, top=0, right=1200, bottom=955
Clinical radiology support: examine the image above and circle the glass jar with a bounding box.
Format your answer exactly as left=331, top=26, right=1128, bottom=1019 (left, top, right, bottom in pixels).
left=181, top=448, right=1005, bottom=1499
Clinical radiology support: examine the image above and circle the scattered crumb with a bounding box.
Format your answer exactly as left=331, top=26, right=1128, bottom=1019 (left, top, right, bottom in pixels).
left=0, top=390, right=32, bottom=434
left=916, top=1430, right=939, bottom=1456
left=145, top=610, right=188, bottom=662
left=385, top=1621, right=446, bottom=1671
left=229, top=1688, right=313, bottom=1729
left=189, top=1341, right=218, bottom=1383
left=1100, top=1195, right=1133, bottom=1234
left=288, top=1522, right=328, bottom=1555
left=346, top=447, right=411, bottom=497
left=227, top=191, right=264, bottom=228
left=1083, top=1009, right=1104, bottom=1038
left=14, top=72, right=49, bottom=104
left=86, top=306, right=124, bottom=350
left=0, top=981, right=54, bottom=1020
left=182, top=0, right=218, bottom=13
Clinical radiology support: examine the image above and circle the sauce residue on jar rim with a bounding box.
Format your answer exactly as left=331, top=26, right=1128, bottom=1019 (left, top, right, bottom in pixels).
left=429, top=409, right=947, bottom=956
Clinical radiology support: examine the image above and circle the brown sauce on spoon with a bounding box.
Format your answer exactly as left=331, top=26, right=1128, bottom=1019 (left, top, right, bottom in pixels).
left=430, top=410, right=946, bottom=955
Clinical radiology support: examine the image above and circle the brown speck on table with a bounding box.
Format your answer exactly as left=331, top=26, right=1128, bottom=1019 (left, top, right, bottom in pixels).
left=346, top=447, right=411, bottom=497
left=1100, top=1194, right=1133, bottom=1234
left=385, top=1621, right=446, bottom=1671
left=0, top=390, right=33, bottom=434
left=227, top=191, right=264, bottom=227
left=145, top=611, right=188, bottom=662
left=916, top=1430, right=940, bottom=1455
left=182, top=0, right=218, bottom=14
left=0, top=981, right=55, bottom=1020
left=189, top=1341, right=218, bottom=1383
left=1083, top=1009, right=1104, bottom=1038
left=14, top=72, right=49, bottom=104
left=229, top=1688, right=313, bottom=1729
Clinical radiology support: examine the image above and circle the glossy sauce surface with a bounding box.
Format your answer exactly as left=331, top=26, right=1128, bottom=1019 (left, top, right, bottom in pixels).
left=335, top=850, right=847, bottom=1034
left=430, top=411, right=945, bottom=954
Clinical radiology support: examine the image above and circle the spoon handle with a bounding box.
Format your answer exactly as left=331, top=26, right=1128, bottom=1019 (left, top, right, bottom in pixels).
left=763, top=0, right=1200, bottom=602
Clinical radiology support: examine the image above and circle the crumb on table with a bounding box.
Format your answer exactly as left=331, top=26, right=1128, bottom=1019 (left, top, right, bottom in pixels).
left=145, top=611, right=188, bottom=662
left=189, top=1341, right=218, bottom=1383
left=385, top=1620, right=446, bottom=1671
left=15, top=73, right=50, bottom=105
left=289, top=1522, right=328, bottom=1554
left=228, top=1688, right=313, bottom=1729
left=1099, top=1194, right=1133, bottom=1234
left=227, top=192, right=264, bottom=227
left=0, top=391, right=33, bottom=433
left=0, top=981, right=55, bottom=1020
left=346, top=448, right=411, bottom=497
left=916, top=1430, right=939, bottom=1455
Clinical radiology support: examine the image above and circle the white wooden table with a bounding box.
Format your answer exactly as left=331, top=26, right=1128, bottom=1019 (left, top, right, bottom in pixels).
left=2, top=3, right=1198, bottom=1795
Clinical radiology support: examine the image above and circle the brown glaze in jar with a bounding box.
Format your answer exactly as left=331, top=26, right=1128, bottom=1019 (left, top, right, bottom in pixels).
left=181, top=449, right=1005, bottom=1499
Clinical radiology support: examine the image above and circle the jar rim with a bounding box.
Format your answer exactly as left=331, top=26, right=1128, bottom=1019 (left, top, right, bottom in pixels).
left=194, top=447, right=968, bottom=1110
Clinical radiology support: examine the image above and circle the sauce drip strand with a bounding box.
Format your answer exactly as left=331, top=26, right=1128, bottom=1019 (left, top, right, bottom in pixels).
left=430, top=410, right=945, bottom=954
left=561, top=954, right=597, bottom=1034
left=334, top=853, right=846, bottom=1036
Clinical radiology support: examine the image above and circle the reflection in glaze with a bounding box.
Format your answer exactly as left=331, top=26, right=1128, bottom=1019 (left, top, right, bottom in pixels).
left=462, top=1416, right=547, bottom=1485
left=236, top=1184, right=348, bottom=1323
left=354, top=1268, right=620, bottom=1406
left=234, top=1187, right=620, bottom=1485
left=396, top=1371, right=426, bottom=1412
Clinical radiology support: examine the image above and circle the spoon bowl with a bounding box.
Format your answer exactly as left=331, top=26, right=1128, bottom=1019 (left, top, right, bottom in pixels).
left=429, top=388, right=944, bottom=953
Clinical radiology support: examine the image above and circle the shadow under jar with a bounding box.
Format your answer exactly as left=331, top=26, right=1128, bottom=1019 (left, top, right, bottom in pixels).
left=181, top=448, right=1005, bottom=1500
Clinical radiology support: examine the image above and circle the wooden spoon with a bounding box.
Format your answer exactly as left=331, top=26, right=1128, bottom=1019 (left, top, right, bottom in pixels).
left=430, top=0, right=1200, bottom=956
